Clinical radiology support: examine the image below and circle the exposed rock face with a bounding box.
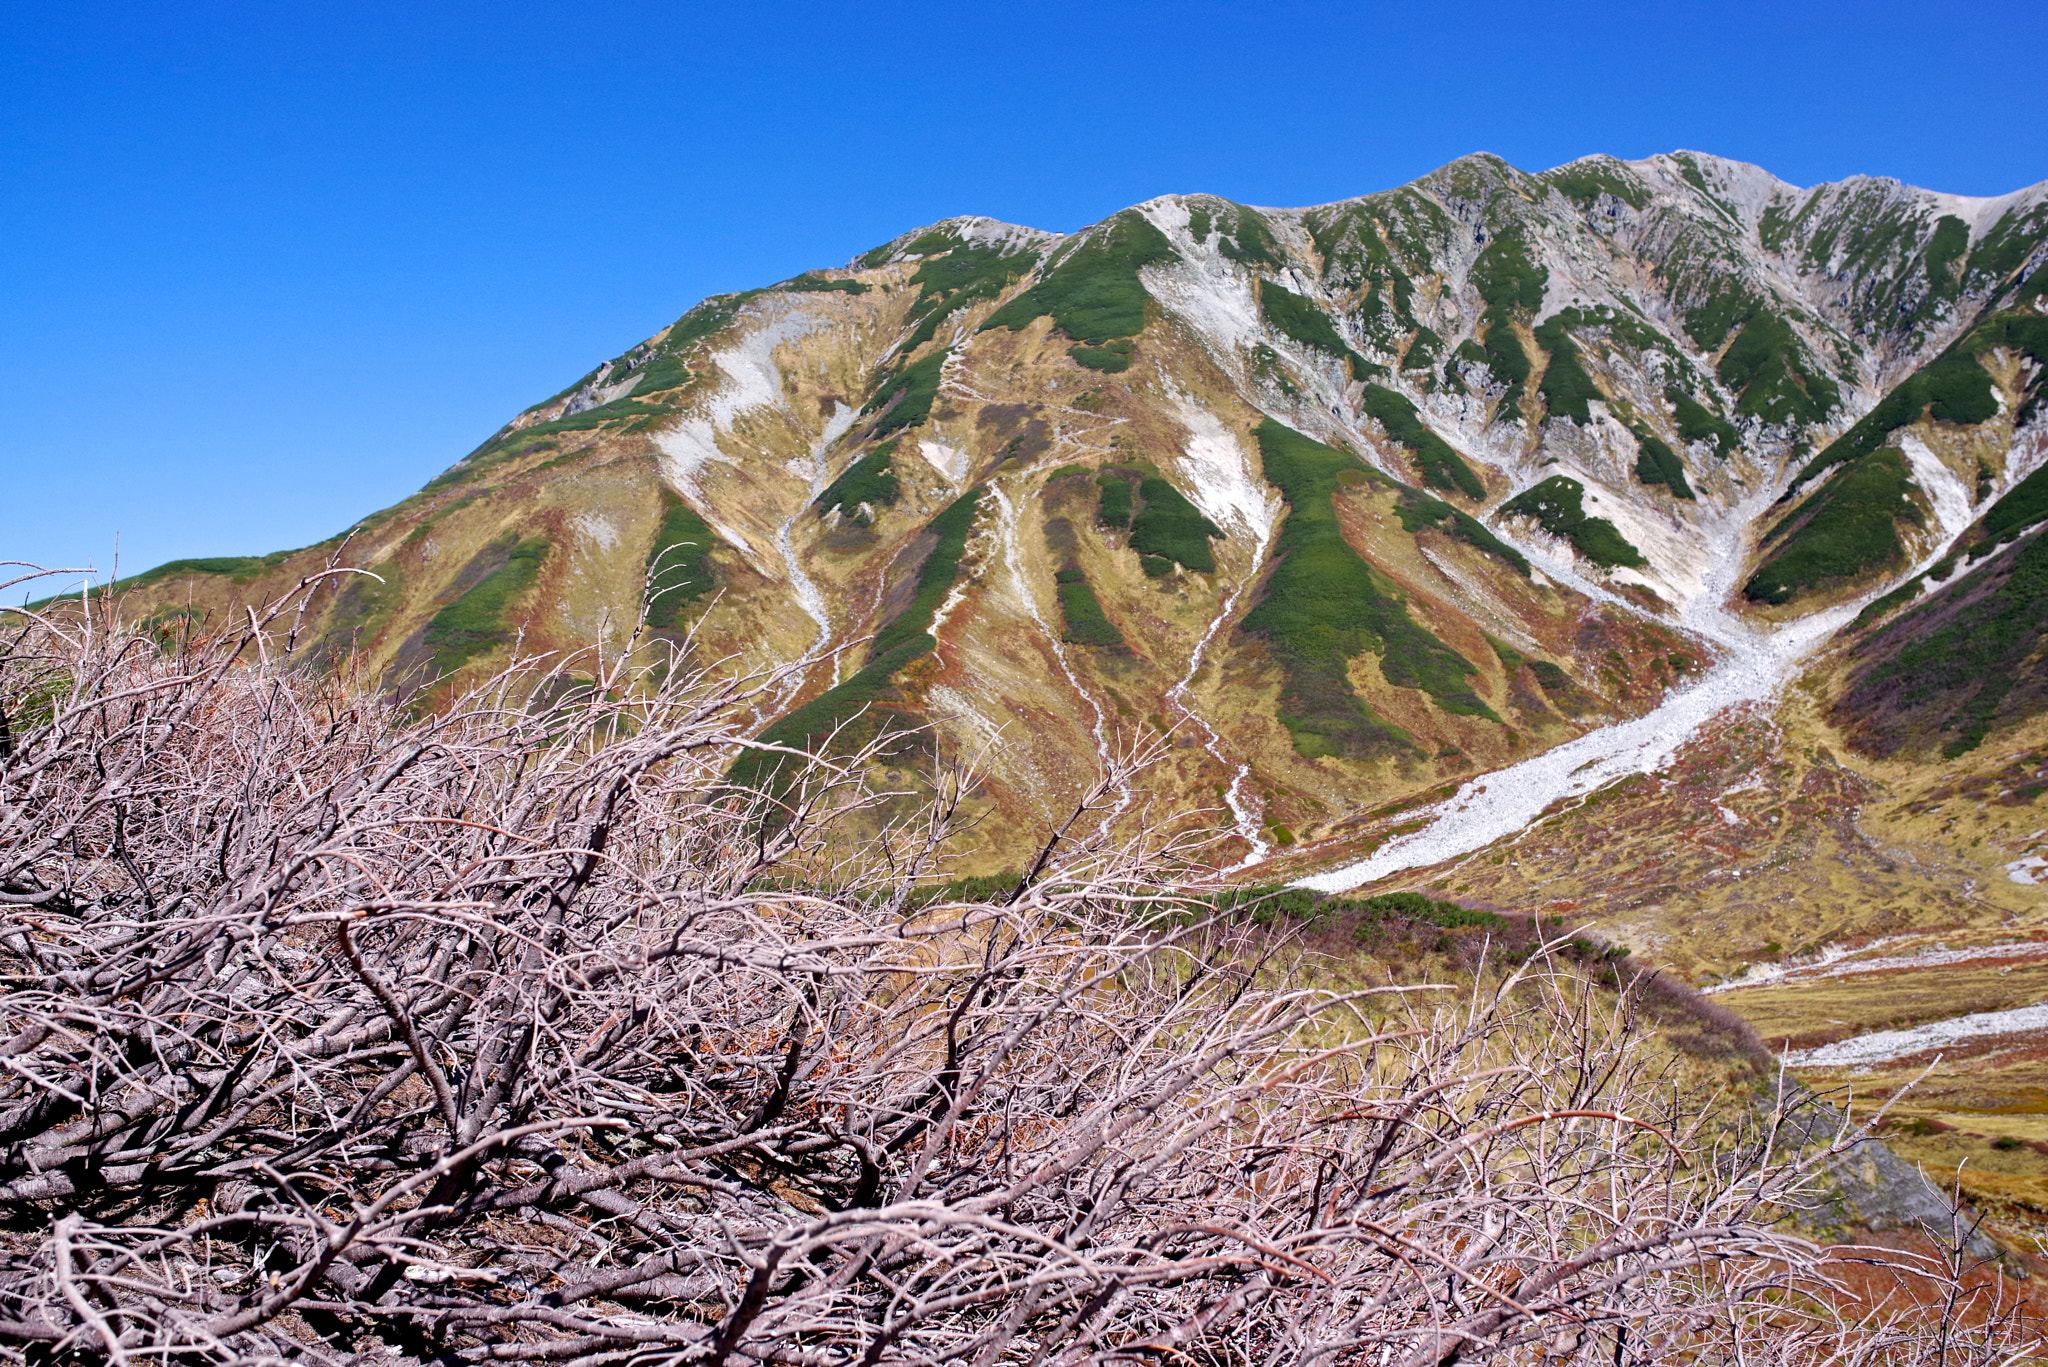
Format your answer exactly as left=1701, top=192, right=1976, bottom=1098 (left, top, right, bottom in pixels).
left=110, top=151, right=2048, bottom=872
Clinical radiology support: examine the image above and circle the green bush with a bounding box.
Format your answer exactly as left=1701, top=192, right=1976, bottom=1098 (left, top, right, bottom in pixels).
left=1403, top=326, right=1443, bottom=371
left=1666, top=386, right=1742, bottom=457
left=1471, top=233, right=1547, bottom=317
left=1056, top=571, right=1127, bottom=648
left=1240, top=421, right=1491, bottom=759
left=1500, top=476, right=1647, bottom=569
left=981, top=211, right=1177, bottom=345
left=1334, top=890, right=1501, bottom=929
left=1850, top=521, right=2048, bottom=757
left=1688, top=300, right=1840, bottom=427
left=816, top=441, right=902, bottom=524
left=1984, top=462, right=2048, bottom=542
left=1069, top=339, right=1133, bottom=372
left=1745, top=448, right=1920, bottom=603
left=422, top=535, right=550, bottom=673
left=644, top=495, right=716, bottom=630
left=1217, top=205, right=1283, bottom=268
left=1389, top=487, right=1531, bottom=576
left=1261, top=280, right=1373, bottom=379
left=1631, top=428, right=1696, bottom=499
left=1361, top=384, right=1484, bottom=499
left=1540, top=160, right=1650, bottom=210
left=1482, top=324, right=1532, bottom=414
left=779, top=273, right=869, bottom=295
left=1532, top=314, right=1603, bottom=424
left=734, top=490, right=984, bottom=788
left=1793, top=314, right=2045, bottom=497
left=866, top=349, right=952, bottom=437
left=872, top=490, right=982, bottom=662
left=1096, top=473, right=1134, bottom=529
left=1128, top=474, right=1222, bottom=572
left=900, top=241, right=1040, bottom=351
left=1682, top=289, right=1755, bottom=351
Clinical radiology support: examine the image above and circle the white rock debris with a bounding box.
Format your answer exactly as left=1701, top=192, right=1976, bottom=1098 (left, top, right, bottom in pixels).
left=1784, top=1003, right=2048, bottom=1070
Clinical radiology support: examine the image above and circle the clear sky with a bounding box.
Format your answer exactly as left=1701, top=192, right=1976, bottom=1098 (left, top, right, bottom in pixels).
left=10, top=0, right=2046, bottom=581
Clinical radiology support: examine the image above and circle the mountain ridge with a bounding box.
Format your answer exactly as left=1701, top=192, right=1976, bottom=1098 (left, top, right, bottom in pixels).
left=92, top=147, right=2048, bottom=883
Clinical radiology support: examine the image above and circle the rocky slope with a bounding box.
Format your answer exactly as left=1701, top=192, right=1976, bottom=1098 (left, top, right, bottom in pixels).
left=107, top=150, right=2048, bottom=879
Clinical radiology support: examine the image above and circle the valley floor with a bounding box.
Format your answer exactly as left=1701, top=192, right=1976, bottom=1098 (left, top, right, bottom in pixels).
left=1292, top=693, right=2048, bottom=1259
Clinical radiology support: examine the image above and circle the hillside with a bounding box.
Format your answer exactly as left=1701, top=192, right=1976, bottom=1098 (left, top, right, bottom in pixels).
left=104, top=149, right=2048, bottom=883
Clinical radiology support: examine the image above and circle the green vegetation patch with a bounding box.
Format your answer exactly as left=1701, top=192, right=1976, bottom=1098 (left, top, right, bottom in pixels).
left=1260, top=280, right=1375, bottom=379
left=1203, top=884, right=1499, bottom=930
left=1361, top=384, right=1484, bottom=499
left=1471, top=232, right=1547, bottom=317
left=734, top=490, right=983, bottom=789
left=1839, top=526, right=2048, bottom=759
left=101, top=552, right=291, bottom=597
left=1666, top=385, right=1741, bottom=457
left=644, top=494, right=716, bottom=630
left=1469, top=231, right=1546, bottom=416
left=1685, top=294, right=1839, bottom=427
left=981, top=210, right=1177, bottom=345
left=1095, top=472, right=1134, bottom=529
left=1403, top=326, right=1443, bottom=372
left=1129, top=473, right=1222, bottom=573
left=1745, top=447, right=1920, bottom=604
left=1630, top=427, right=1696, bottom=500
left=1718, top=308, right=1841, bottom=426
left=421, top=534, right=550, bottom=674
left=1532, top=313, right=1605, bottom=424
left=1500, top=476, right=1647, bottom=569
left=1096, top=466, right=1222, bottom=571
left=779, top=272, right=869, bottom=295
left=1797, top=313, right=2048, bottom=495
left=901, top=240, right=1041, bottom=351
left=1984, top=462, right=2048, bottom=543
left=816, top=441, right=902, bottom=525
left=425, top=290, right=770, bottom=491
left=1053, top=567, right=1126, bottom=649
left=1390, top=487, right=1531, bottom=577
left=866, top=349, right=952, bottom=437
left=1540, top=158, right=1650, bottom=211
left=1069, top=339, right=1134, bottom=372
left=1241, top=421, right=1493, bottom=760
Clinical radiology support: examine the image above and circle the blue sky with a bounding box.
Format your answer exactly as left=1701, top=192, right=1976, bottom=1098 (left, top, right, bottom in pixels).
left=10, top=0, right=2046, bottom=580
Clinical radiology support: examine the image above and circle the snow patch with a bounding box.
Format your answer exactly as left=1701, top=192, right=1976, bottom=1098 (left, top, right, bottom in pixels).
left=1165, top=386, right=1279, bottom=536
left=1896, top=432, right=1975, bottom=543
left=2006, top=856, right=2048, bottom=887
left=918, top=439, right=969, bottom=485
left=652, top=298, right=820, bottom=500
left=572, top=512, right=620, bottom=555
left=1785, top=1003, right=2048, bottom=1070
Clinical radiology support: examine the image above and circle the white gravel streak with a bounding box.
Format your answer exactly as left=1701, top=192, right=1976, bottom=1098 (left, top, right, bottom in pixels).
left=1295, top=471, right=1953, bottom=893
left=1785, top=1004, right=2048, bottom=1070
left=1706, top=937, right=2048, bottom=993
left=988, top=485, right=1130, bottom=827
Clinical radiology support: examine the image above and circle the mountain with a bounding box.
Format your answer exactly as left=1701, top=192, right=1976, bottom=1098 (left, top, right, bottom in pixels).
left=108, top=150, right=2048, bottom=882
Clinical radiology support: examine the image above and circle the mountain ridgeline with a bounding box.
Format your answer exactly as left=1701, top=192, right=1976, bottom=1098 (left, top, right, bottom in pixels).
left=109, top=150, right=2048, bottom=871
